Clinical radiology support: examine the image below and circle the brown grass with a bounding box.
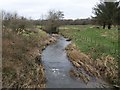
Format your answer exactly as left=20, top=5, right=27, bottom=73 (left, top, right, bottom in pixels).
left=66, top=43, right=118, bottom=86
left=2, top=29, right=55, bottom=88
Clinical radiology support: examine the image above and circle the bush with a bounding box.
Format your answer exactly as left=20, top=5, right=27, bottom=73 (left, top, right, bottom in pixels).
left=44, top=10, right=64, bottom=34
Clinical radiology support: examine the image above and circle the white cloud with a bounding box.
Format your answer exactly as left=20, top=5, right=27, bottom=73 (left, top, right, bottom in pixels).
left=0, top=0, right=99, bottom=19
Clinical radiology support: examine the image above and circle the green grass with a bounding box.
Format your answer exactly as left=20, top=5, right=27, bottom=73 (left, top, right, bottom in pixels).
left=59, top=25, right=118, bottom=60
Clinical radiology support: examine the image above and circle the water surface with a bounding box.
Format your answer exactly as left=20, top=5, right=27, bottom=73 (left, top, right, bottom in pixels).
left=42, top=36, right=111, bottom=88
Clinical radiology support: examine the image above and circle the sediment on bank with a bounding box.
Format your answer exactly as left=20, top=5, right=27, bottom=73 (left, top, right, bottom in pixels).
left=65, top=43, right=118, bottom=86
left=2, top=28, right=57, bottom=88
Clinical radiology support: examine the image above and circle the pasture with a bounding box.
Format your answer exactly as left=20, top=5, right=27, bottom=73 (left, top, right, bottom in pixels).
left=59, top=25, right=118, bottom=60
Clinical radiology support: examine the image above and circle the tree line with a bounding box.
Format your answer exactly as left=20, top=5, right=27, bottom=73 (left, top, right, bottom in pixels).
left=2, top=11, right=34, bottom=31
left=34, top=18, right=92, bottom=26
left=2, top=1, right=120, bottom=34
left=2, top=10, right=92, bottom=34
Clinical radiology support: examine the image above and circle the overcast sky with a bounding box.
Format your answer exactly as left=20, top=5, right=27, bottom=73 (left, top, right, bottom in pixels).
left=0, top=0, right=100, bottom=20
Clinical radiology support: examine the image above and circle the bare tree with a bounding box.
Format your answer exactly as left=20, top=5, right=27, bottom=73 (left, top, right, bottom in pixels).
left=45, top=9, right=64, bottom=34
left=2, top=11, right=34, bottom=31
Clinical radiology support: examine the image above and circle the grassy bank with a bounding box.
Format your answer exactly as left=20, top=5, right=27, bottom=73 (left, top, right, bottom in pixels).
left=60, top=25, right=118, bottom=60
left=60, top=25, right=119, bottom=86
left=2, top=28, right=52, bottom=88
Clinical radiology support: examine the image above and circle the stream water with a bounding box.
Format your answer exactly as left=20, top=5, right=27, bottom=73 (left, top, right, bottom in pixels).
left=41, top=36, right=111, bottom=88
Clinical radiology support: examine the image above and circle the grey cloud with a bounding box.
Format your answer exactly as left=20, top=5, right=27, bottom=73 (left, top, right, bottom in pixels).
left=0, top=0, right=99, bottom=19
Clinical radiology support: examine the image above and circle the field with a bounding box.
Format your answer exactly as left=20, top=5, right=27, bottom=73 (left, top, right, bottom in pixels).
left=59, top=25, right=118, bottom=60
left=59, top=25, right=119, bottom=85
left=2, top=24, right=119, bottom=87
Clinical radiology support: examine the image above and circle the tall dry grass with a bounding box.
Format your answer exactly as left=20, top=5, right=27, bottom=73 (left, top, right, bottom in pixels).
left=66, top=44, right=118, bottom=86
left=2, top=29, right=48, bottom=88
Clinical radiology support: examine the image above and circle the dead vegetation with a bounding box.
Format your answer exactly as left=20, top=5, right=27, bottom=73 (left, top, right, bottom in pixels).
left=66, top=43, right=118, bottom=86
left=2, top=28, right=56, bottom=88
left=69, top=69, right=90, bottom=84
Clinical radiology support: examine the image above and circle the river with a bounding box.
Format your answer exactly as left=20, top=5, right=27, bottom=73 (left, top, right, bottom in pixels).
left=41, top=36, right=111, bottom=88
